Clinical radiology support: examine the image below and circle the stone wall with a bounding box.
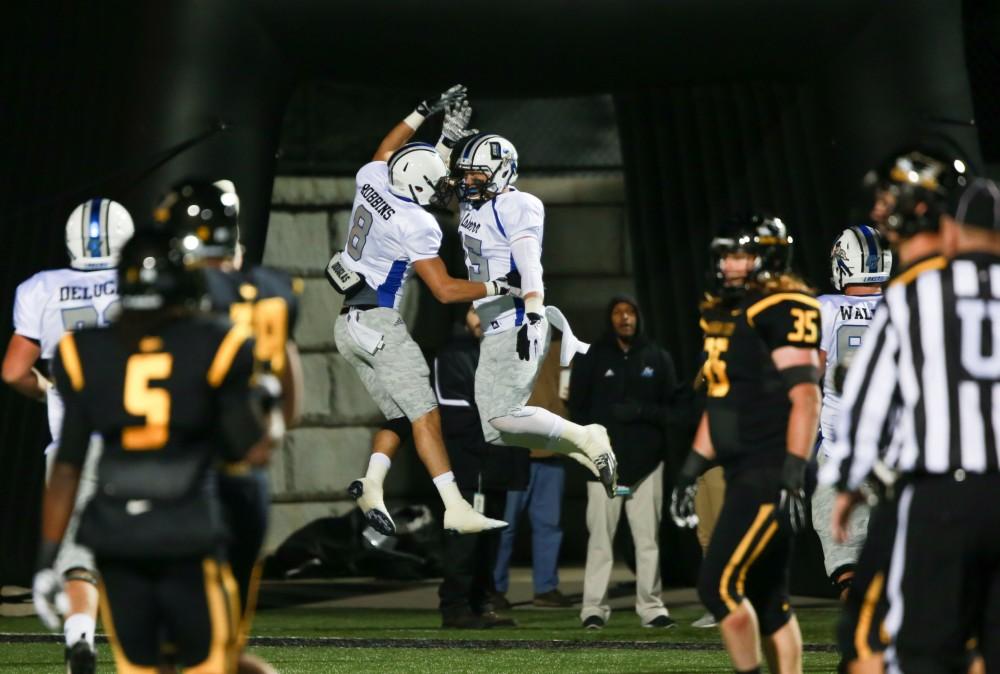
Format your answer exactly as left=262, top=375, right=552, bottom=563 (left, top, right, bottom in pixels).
left=261, top=173, right=633, bottom=550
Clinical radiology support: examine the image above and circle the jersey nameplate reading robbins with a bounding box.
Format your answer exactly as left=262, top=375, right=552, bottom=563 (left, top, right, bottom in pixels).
left=325, top=252, right=365, bottom=296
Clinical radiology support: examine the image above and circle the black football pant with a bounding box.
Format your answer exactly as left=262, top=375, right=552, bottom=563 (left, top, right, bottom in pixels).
left=438, top=488, right=507, bottom=616
left=218, top=465, right=269, bottom=647
left=836, top=494, right=896, bottom=670
left=883, top=474, right=1000, bottom=674
left=697, top=468, right=794, bottom=636
left=97, top=555, right=239, bottom=673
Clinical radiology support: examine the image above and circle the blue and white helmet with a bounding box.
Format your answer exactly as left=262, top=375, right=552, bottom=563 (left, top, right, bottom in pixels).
left=387, top=143, right=450, bottom=207
left=452, top=133, right=518, bottom=202
left=830, top=224, right=892, bottom=291
left=65, top=198, right=135, bottom=271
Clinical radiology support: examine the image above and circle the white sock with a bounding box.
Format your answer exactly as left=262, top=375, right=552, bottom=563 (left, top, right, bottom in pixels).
left=64, top=613, right=95, bottom=648
left=365, top=453, right=391, bottom=487
left=489, top=406, right=587, bottom=455
left=434, top=473, right=464, bottom=508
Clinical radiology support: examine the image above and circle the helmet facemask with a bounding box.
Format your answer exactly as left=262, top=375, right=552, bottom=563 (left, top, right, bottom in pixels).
left=451, top=134, right=519, bottom=205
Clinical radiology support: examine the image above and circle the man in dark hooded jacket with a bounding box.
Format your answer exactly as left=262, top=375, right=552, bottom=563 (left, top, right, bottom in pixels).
left=569, top=295, right=680, bottom=629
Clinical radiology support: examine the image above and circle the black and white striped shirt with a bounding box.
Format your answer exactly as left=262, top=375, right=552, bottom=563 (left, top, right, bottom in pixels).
left=820, top=253, right=1000, bottom=491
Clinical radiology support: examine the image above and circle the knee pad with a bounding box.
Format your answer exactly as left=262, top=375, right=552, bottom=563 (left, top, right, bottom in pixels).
left=380, top=416, right=412, bottom=444
left=63, top=567, right=99, bottom=587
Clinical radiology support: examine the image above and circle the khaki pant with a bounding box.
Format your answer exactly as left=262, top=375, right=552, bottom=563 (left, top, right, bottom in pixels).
left=695, top=466, right=726, bottom=553
left=581, top=462, right=668, bottom=624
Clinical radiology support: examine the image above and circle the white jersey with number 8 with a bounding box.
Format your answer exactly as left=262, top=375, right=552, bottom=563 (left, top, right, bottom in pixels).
left=339, top=161, right=443, bottom=310
left=13, top=267, right=119, bottom=447
left=818, top=292, right=882, bottom=447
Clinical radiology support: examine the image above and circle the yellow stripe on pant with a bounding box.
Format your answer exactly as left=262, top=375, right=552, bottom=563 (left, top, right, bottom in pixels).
left=719, top=504, right=775, bottom=612
left=187, top=558, right=239, bottom=674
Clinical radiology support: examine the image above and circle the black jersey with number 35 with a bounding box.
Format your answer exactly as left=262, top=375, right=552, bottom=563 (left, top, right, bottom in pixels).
left=204, top=266, right=299, bottom=376
left=700, top=289, right=821, bottom=476
left=51, top=315, right=264, bottom=559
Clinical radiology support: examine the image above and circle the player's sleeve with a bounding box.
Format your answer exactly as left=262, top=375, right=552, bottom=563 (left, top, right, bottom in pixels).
left=497, top=192, right=544, bottom=243
left=403, top=213, right=443, bottom=261
left=215, top=336, right=267, bottom=462
left=746, top=293, right=822, bottom=351
left=13, top=275, right=43, bottom=342
left=818, top=295, right=838, bottom=355
left=51, top=335, right=92, bottom=468
left=818, top=303, right=899, bottom=491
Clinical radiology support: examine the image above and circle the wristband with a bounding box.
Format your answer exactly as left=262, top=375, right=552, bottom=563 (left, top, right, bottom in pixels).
left=524, top=295, right=544, bottom=314
left=484, top=281, right=497, bottom=297
left=403, top=110, right=426, bottom=130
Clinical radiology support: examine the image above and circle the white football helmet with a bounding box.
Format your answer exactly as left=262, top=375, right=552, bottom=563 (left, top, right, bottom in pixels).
left=387, top=143, right=450, bottom=207
left=65, top=198, right=135, bottom=271
left=453, top=133, right=518, bottom=202
left=830, top=224, right=892, bottom=291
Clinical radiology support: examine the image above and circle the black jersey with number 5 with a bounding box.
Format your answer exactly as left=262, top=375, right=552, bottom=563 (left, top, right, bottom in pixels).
left=51, top=314, right=264, bottom=559
left=700, top=289, right=820, bottom=476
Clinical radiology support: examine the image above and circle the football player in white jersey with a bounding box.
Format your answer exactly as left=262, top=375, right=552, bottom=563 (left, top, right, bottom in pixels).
left=449, top=132, right=618, bottom=496
left=334, top=86, right=514, bottom=537
left=810, top=224, right=891, bottom=598
left=2, top=197, right=133, bottom=673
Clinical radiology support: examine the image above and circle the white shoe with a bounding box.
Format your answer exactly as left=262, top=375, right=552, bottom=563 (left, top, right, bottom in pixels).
left=580, top=424, right=618, bottom=498
left=348, top=478, right=395, bottom=536
left=691, top=611, right=718, bottom=628
left=443, top=503, right=508, bottom=534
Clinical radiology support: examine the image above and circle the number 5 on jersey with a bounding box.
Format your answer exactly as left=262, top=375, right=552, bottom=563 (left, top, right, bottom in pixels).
left=122, top=353, right=172, bottom=451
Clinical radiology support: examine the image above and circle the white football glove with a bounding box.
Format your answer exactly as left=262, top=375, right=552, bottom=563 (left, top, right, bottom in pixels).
left=516, top=313, right=545, bottom=361
left=33, top=568, right=69, bottom=631
left=415, top=84, right=467, bottom=118
left=439, top=100, right=473, bottom=148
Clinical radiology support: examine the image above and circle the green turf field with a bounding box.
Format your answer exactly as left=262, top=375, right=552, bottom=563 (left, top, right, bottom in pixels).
left=0, top=605, right=841, bottom=672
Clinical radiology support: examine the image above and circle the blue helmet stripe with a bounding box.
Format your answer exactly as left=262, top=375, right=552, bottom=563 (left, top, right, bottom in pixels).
left=857, top=225, right=879, bottom=273
left=87, top=198, right=103, bottom=258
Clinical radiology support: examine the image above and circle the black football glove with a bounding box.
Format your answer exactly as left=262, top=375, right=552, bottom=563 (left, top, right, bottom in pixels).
left=516, top=312, right=544, bottom=361
left=779, top=454, right=809, bottom=533
left=669, top=451, right=712, bottom=529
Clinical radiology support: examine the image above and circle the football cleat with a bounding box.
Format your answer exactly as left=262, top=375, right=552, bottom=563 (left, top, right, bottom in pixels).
left=348, top=478, right=396, bottom=536
left=443, top=502, right=507, bottom=534
left=580, top=425, right=618, bottom=498
left=65, top=640, right=96, bottom=674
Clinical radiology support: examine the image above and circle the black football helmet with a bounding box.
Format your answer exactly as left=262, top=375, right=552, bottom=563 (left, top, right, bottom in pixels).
left=709, top=213, right=793, bottom=299
left=153, top=179, right=240, bottom=262
left=863, top=144, right=969, bottom=238
left=118, top=228, right=205, bottom=311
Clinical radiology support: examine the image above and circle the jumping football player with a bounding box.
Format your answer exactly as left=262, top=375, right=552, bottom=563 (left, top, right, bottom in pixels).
left=449, top=131, right=618, bottom=496
left=34, top=228, right=269, bottom=673
left=671, top=215, right=821, bottom=674
left=336, top=85, right=513, bottom=536
left=4, top=198, right=134, bottom=673
left=811, top=225, right=892, bottom=600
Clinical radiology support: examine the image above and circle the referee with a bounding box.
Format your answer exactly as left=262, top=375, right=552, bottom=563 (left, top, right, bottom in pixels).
left=821, top=176, right=1000, bottom=672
